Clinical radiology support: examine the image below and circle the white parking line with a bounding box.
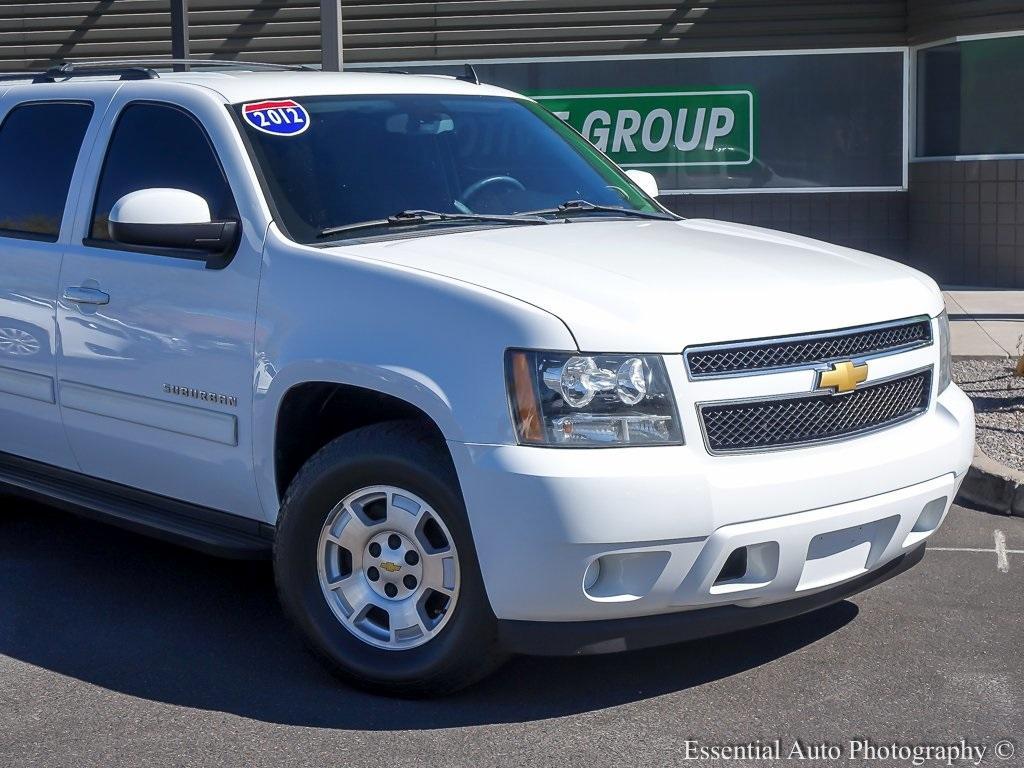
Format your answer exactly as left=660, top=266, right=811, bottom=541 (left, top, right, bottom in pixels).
left=994, top=530, right=1010, bottom=573
left=929, top=530, right=1019, bottom=572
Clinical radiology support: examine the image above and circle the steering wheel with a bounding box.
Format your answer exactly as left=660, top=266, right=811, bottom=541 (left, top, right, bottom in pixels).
left=459, top=175, right=525, bottom=206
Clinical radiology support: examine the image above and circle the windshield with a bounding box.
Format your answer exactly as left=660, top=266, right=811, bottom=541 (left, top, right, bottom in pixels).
left=233, top=94, right=665, bottom=243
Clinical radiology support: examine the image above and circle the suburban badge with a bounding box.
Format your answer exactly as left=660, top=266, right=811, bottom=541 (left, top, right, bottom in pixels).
left=163, top=383, right=238, bottom=407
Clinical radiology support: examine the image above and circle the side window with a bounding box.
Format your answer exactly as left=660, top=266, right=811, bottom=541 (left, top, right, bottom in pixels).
left=0, top=101, right=94, bottom=241
left=90, top=102, right=236, bottom=242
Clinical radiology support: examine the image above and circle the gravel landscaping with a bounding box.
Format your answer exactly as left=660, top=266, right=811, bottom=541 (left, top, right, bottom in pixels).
left=954, top=359, right=1024, bottom=472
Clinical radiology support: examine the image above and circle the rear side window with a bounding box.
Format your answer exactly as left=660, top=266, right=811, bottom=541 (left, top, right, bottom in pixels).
left=89, top=102, right=235, bottom=241
left=0, top=101, right=94, bottom=241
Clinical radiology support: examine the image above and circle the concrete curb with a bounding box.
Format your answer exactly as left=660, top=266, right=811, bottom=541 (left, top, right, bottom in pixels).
left=955, top=447, right=1024, bottom=517
left=952, top=353, right=1008, bottom=361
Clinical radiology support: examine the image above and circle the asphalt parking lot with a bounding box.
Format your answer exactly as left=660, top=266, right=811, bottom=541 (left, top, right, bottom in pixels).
left=0, top=498, right=1021, bottom=768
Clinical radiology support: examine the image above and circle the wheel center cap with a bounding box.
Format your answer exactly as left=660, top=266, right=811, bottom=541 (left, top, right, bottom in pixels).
left=363, top=529, right=423, bottom=601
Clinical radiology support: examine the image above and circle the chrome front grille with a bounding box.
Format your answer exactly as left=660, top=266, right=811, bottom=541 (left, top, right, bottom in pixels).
left=699, top=369, right=932, bottom=454
left=685, top=318, right=932, bottom=379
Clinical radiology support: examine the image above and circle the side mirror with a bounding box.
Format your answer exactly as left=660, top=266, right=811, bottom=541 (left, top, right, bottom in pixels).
left=625, top=169, right=659, bottom=199
left=108, top=188, right=239, bottom=268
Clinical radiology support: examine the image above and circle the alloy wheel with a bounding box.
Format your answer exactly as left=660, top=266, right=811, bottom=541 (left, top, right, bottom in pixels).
left=317, top=485, right=461, bottom=650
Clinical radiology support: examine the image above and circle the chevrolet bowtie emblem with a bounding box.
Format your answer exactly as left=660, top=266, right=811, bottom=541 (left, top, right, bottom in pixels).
left=817, top=360, right=868, bottom=393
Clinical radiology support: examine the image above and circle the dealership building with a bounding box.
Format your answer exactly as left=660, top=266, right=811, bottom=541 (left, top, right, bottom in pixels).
left=5, top=1, right=1024, bottom=287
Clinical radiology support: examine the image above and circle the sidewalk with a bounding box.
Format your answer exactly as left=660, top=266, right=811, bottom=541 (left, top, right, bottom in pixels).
left=944, top=290, right=1024, bottom=360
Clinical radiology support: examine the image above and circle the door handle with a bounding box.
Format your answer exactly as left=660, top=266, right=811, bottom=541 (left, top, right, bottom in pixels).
left=62, top=286, right=110, bottom=306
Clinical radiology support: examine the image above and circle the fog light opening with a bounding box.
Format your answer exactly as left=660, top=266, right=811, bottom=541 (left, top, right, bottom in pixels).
left=582, top=551, right=670, bottom=602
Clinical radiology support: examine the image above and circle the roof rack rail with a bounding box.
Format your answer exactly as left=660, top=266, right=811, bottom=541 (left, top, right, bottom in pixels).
left=0, top=63, right=157, bottom=84
left=0, top=58, right=313, bottom=84
left=74, top=58, right=313, bottom=72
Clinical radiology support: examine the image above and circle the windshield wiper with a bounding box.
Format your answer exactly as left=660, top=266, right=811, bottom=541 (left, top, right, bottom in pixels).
left=318, top=209, right=550, bottom=239
left=524, top=200, right=675, bottom=221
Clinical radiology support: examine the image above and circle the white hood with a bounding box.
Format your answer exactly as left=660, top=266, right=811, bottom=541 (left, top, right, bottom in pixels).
left=334, top=218, right=943, bottom=352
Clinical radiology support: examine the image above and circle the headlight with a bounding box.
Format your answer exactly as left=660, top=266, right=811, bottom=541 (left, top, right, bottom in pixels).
left=937, top=310, right=952, bottom=392
left=506, top=350, right=683, bottom=446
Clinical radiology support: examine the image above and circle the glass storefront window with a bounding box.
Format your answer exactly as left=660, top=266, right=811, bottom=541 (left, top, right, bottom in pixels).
left=365, top=51, right=906, bottom=192
left=917, top=35, right=1024, bottom=158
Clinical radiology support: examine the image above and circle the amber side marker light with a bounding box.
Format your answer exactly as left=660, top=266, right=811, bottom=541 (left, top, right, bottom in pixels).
left=509, top=351, right=544, bottom=443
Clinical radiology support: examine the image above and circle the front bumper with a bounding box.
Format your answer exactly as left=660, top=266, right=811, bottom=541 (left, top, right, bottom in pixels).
left=499, top=542, right=925, bottom=656
left=448, top=383, right=974, bottom=626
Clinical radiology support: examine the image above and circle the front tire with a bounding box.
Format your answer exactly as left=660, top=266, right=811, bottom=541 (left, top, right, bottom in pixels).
left=274, top=421, right=504, bottom=696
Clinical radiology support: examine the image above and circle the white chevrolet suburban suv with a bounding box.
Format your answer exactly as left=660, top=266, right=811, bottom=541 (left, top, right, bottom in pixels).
left=0, top=61, right=974, bottom=695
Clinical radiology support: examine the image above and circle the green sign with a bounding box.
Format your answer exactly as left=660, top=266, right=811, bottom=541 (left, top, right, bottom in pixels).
left=533, top=89, right=755, bottom=168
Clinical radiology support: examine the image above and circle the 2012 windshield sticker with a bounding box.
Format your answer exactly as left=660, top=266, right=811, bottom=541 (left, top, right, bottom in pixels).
left=242, top=100, right=309, bottom=136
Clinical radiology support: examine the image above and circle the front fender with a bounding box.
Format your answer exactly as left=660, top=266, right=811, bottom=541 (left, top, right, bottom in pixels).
left=252, top=227, right=576, bottom=519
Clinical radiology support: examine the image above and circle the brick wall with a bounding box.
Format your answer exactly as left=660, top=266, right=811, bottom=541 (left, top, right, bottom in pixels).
left=908, top=160, right=1024, bottom=288
left=663, top=174, right=1024, bottom=289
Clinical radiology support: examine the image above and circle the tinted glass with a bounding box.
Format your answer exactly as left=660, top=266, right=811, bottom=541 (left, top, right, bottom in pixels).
left=236, top=95, right=658, bottom=243
left=91, top=103, right=235, bottom=240
left=0, top=102, right=93, bottom=240
left=371, top=53, right=906, bottom=191
left=917, top=37, right=1024, bottom=157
